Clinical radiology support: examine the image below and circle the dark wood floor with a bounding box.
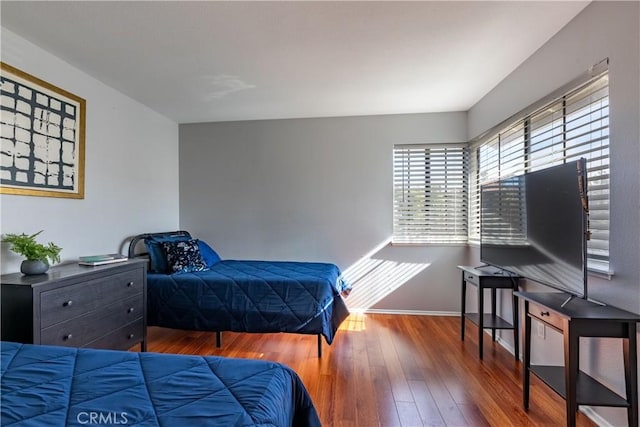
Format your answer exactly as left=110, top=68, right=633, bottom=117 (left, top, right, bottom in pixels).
left=144, top=314, right=597, bottom=427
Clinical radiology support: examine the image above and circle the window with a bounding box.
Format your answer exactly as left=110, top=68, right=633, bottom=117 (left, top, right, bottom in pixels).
left=469, top=67, right=610, bottom=273
left=393, top=144, right=468, bottom=244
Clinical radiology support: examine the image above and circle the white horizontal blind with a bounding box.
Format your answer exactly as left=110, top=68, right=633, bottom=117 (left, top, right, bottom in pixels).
left=469, top=70, right=610, bottom=272
left=393, top=144, right=468, bottom=244
left=481, top=176, right=528, bottom=246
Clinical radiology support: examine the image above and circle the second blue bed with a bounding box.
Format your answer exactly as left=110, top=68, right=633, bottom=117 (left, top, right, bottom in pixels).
left=130, top=231, right=350, bottom=357
left=147, top=260, right=350, bottom=348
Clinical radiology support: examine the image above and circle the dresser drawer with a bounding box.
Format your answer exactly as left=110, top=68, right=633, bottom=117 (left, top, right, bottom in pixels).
left=40, top=269, right=143, bottom=328
left=41, top=294, right=143, bottom=347
left=84, top=318, right=145, bottom=351
left=528, top=301, right=564, bottom=331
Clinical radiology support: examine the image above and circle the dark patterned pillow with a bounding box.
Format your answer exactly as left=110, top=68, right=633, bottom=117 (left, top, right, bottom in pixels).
left=161, top=239, right=208, bottom=274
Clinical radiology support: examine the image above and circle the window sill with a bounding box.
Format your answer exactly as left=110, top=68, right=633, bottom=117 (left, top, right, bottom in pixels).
left=391, top=242, right=468, bottom=247
left=587, top=267, right=614, bottom=280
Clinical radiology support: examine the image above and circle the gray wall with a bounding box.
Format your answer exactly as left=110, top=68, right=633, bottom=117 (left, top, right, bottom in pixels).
left=179, top=112, right=470, bottom=313
left=468, top=2, right=639, bottom=425
left=0, top=28, right=180, bottom=272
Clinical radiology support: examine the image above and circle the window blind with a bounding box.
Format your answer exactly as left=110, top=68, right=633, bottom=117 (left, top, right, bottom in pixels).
left=469, top=69, right=610, bottom=273
left=393, top=144, right=468, bottom=244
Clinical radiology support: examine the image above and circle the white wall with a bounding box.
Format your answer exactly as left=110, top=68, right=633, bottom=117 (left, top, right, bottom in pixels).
left=0, top=28, right=180, bottom=273
left=179, top=112, right=470, bottom=313
left=468, top=3, right=639, bottom=426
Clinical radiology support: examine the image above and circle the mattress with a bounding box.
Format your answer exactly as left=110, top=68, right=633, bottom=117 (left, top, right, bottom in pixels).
left=1, top=341, right=321, bottom=426
left=147, top=260, right=350, bottom=344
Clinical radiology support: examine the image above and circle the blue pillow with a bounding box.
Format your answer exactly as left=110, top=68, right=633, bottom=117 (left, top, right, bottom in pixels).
left=144, top=234, right=190, bottom=273
left=161, top=239, right=208, bottom=274
left=197, top=239, right=221, bottom=267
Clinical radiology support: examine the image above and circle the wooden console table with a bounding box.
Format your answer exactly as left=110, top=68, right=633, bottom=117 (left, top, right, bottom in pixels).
left=516, top=291, right=639, bottom=427
left=458, top=265, right=521, bottom=360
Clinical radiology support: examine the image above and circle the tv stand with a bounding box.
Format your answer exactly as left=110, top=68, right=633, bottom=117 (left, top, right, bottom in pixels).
left=515, top=291, right=639, bottom=427
left=458, top=265, right=521, bottom=360
left=560, top=294, right=574, bottom=308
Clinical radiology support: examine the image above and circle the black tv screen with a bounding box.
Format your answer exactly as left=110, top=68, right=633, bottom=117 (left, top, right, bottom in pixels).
left=480, top=159, right=588, bottom=298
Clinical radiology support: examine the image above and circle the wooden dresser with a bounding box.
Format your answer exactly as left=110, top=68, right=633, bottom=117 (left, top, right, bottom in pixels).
left=1, top=259, right=147, bottom=351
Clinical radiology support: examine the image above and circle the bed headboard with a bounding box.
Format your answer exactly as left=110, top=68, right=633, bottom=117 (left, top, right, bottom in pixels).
left=127, top=230, right=192, bottom=259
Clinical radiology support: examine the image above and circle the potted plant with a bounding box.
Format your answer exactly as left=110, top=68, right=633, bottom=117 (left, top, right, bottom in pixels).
left=2, top=230, right=62, bottom=275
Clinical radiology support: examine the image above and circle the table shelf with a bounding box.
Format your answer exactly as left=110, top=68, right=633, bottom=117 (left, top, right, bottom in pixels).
left=531, top=365, right=630, bottom=408
left=465, top=313, right=514, bottom=330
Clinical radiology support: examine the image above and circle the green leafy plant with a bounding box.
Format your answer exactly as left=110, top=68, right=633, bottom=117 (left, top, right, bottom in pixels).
left=2, top=230, right=62, bottom=265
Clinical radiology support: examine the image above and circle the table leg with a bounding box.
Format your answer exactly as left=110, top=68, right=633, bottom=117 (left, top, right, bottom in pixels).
left=563, top=321, right=579, bottom=427
left=491, top=288, right=497, bottom=341
left=523, top=301, right=531, bottom=410
left=623, top=322, right=638, bottom=427
left=461, top=273, right=467, bottom=341
left=478, top=285, right=484, bottom=359
left=513, top=291, right=519, bottom=361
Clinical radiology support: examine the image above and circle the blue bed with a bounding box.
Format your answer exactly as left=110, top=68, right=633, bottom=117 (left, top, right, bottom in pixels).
left=1, top=341, right=321, bottom=426
left=129, top=232, right=350, bottom=357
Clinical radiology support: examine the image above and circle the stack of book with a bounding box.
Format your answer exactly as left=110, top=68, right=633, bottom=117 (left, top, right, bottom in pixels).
left=78, top=254, right=128, bottom=266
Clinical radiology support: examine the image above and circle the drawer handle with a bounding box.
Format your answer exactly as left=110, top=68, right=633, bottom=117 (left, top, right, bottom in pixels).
left=127, top=333, right=135, bottom=339
left=63, top=334, right=73, bottom=341
left=127, top=281, right=134, bottom=287
left=540, top=311, right=550, bottom=317
left=127, top=307, right=135, bottom=314
left=63, top=300, right=73, bottom=307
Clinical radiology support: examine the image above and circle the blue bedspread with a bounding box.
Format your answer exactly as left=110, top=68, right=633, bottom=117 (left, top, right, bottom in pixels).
left=147, top=260, right=350, bottom=344
left=1, top=341, right=321, bottom=427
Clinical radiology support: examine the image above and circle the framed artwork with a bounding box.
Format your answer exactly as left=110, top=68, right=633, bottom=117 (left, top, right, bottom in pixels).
left=0, top=62, right=85, bottom=199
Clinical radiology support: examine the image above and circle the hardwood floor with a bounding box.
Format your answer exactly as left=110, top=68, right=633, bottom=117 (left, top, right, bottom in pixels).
left=144, top=314, right=597, bottom=427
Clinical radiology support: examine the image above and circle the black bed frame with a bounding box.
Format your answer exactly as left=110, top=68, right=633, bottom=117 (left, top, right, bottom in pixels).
left=128, top=231, right=324, bottom=357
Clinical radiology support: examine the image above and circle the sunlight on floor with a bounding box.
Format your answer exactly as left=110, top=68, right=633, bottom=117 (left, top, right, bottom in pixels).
left=341, top=239, right=430, bottom=311
left=339, top=312, right=367, bottom=332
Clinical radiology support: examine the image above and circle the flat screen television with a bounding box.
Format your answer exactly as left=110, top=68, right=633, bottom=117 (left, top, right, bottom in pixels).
left=480, top=159, right=589, bottom=299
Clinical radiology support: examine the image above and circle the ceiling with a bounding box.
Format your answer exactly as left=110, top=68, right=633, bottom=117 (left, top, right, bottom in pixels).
left=1, top=1, right=589, bottom=124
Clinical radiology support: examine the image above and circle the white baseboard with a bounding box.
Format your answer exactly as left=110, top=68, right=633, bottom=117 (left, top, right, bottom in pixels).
left=579, top=406, right=613, bottom=427
left=495, top=334, right=516, bottom=356
left=356, top=308, right=458, bottom=316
